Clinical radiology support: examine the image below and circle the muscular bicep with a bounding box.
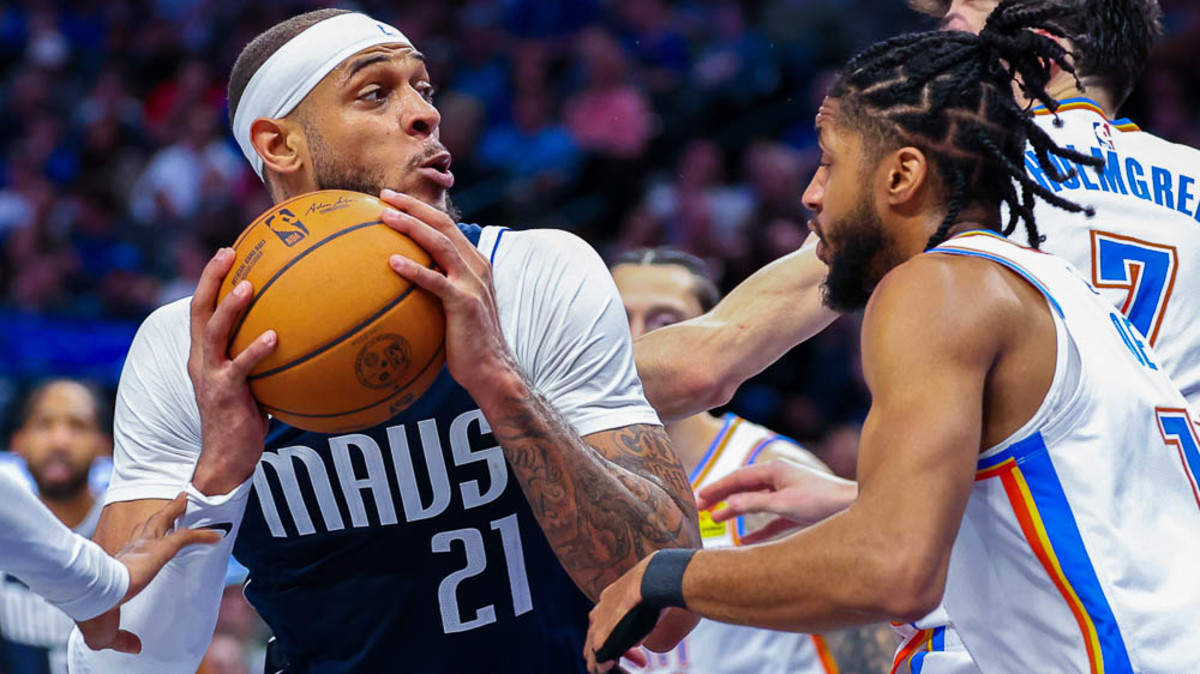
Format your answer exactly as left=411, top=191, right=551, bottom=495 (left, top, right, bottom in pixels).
left=851, top=257, right=1007, bottom=588
left=583, top=423, right=697, bottom=522
left=635, top=242, right=836, bottom=419
left=93, top=499, right=172, bottom=553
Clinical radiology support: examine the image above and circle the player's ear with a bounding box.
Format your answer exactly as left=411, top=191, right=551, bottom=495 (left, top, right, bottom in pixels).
left=251, top=117, right=307, bottom=177
left=884, top=146, right=929, bottom=209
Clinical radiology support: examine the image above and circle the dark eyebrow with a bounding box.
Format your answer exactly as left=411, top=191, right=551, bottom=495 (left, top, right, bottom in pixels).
left=342, top=50, right=427, bottom=84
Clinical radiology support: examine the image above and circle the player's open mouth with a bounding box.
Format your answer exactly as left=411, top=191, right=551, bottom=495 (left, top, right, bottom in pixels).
left=418, top=152, right=455, bottom=190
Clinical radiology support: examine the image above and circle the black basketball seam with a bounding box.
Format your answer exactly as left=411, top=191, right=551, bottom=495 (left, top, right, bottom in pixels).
left=246, top=281, right=423, bottom=381
left=258, top=342, right=446, bottom=419
left=228, top=218, right=385, bottom=346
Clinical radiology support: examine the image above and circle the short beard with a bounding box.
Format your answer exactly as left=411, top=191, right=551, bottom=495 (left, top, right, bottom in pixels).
left=33, top=470, right=90, bottom=501
left=820, top=197, right=898, bottom=312
left=305, top=122, right=463, bottom=223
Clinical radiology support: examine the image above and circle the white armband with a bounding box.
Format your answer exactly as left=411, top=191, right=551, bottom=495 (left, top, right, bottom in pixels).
left=68, top=478, right=254, bottom=673
left=179, top=478, right=253, bottom=544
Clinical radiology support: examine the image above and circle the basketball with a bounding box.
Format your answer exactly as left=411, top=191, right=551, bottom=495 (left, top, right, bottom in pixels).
left=217, top=190, right=445, bottom=434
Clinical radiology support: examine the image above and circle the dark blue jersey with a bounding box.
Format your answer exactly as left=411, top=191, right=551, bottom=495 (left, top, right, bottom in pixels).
left=232, top=225, right=592, bottom=673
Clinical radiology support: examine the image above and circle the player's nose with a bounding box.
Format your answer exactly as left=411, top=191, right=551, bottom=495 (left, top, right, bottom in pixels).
left=801, top=174, right=823, bottom=214
left=404, top=90, right=441, bottom=139
left=48, top=422, right=76, bottom=448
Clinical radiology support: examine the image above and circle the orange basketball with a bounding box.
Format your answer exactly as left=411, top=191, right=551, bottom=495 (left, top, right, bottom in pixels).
left=218, top=190, right=445, bottom=434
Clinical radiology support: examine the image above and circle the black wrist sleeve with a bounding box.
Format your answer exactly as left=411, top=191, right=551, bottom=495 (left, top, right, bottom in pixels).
left=639, top=548, right=697, bottom=610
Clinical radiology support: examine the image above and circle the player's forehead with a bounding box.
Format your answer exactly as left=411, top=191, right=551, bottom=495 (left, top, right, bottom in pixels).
left=26, top=382, right=97, bottom=423
left=328, top=43, right=426, bottom=85
left=613, top=264, right=702, bottom=306
left=815, top=98, right=850, bottom=151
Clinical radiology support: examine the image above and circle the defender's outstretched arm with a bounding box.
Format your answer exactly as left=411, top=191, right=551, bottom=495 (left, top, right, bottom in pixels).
left=635, top=241, right=835, bottom=420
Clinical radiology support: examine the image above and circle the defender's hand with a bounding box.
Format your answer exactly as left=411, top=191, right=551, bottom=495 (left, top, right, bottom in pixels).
left=379, top=189, right=521, bottom=399
left=188, top=248, right=277, bottom=495
left=586, top=555, right=654, bottom=673
left=695, top=459, right=858, bottom=544
left=75, top=495, right=221, bottom=653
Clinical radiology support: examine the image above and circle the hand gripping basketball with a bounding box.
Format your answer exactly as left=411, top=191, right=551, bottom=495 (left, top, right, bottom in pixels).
left=188, top=248, right=278, bottom=495
left=379, top=189, right=525, bottom=403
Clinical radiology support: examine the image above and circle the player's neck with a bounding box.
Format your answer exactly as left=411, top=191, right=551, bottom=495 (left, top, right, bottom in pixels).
left=41, top=487, right=96, bottom=529
left=665, top=412, right=728, bottom=476
left=1043, top=75, right=1116, bottom=118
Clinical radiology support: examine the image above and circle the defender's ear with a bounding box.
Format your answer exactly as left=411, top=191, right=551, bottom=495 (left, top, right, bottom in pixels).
left=883, top=146, right=931, bottom=209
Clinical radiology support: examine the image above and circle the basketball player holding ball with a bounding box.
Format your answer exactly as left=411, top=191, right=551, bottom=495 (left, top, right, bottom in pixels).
left=69, top=10, right=698, bottom=673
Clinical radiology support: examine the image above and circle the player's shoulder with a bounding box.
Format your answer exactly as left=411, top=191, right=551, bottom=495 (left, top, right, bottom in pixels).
left=485, top=226, right=611, bottom=291
left=1044, top=108, right=1200, bottom=160
left=126, top=297, right=192, bottom=369
left=1115, top=124, right=1200, bottom=164
left=486, top=226, right=602, bottom=267
left=866, top=251, right=1019, bottom=349
left=874, top=250, right=1007, bottom=305
left=139, top=296, right=192, bottom=340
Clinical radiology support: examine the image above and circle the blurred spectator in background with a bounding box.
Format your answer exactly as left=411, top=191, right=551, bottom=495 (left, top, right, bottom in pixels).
left=0, top=379, right=109, bottom=674
left=619, top=139, right=752, bottom=276
left=129, top=105, right=240, bottom=228
left=566, top=27, right=653, bottom=161
left=612, top=0, right=690, bottom=94
left=477, top=91, right=580, bottom=205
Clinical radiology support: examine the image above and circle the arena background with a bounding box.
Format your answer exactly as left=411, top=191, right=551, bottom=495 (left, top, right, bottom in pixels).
left=0, top=1, right=1197, bottom=669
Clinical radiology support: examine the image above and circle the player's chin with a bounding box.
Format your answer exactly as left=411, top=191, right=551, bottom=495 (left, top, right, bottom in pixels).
left=397, top=178, right=449, bottom=208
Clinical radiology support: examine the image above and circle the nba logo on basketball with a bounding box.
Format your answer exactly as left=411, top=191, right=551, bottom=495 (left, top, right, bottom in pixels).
left=266, top=208, right=310, bottom=247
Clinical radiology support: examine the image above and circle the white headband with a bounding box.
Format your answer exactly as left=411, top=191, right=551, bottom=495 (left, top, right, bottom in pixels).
left=232, top=12, right=412, bottom=179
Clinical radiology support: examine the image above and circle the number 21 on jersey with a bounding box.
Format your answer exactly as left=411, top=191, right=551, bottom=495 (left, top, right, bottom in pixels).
left=1090, top=231, right=1178, bottom=346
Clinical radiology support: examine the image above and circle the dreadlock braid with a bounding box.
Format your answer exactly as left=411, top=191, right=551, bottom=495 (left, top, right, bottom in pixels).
left=829, top=0, right=1104, bottom=250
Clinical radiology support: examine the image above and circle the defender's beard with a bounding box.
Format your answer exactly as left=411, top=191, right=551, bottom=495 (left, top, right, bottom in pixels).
left=820, top=197, right=899, bottom=313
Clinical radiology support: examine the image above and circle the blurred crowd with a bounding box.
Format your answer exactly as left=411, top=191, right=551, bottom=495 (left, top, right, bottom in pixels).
left=0, top=1, right=1199, bottom=667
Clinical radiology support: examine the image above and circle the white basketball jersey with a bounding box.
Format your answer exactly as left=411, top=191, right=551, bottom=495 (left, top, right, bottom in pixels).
left=895, top=231, right=1200, bottom=673
left=638, top=415, right=837, bottom=674
left=1016, top=99, right=1200, bottom=408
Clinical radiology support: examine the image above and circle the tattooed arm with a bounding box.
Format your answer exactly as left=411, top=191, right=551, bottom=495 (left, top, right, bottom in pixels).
left=380, top=194, right=699, bottom=601
left=823, top=624, right=898, bottom=673
left=488, top=375, right=699, bottom=599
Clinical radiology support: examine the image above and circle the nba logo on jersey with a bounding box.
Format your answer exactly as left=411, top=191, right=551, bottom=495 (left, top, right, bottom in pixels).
left=1093, top=121, right=1116, bottom=150
left=265, top=208, right=309, bottom=246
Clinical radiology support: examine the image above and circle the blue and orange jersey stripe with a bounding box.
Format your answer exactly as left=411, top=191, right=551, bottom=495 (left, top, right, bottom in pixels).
left=975, top=433, right=1132, bottom=673
left=1031, top=97, right=1142, bottom=132
left=731, top=433, right=779, bottom=545
left=890, top=627, right=941, bottom=674
left=690, top=414, right=741, bottom=488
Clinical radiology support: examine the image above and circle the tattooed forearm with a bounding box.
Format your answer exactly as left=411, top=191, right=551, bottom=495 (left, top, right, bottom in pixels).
left=488, top=382, right=700, bottom=600
left=823, top=623, right=898, bottom=673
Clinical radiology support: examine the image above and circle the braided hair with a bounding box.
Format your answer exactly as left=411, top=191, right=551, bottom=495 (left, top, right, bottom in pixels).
left=829, top=0, right=1104, bottom=250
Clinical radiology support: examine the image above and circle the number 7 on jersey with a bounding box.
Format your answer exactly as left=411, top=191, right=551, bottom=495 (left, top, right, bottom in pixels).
left=1090, top=231, right=1178, bottom=346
